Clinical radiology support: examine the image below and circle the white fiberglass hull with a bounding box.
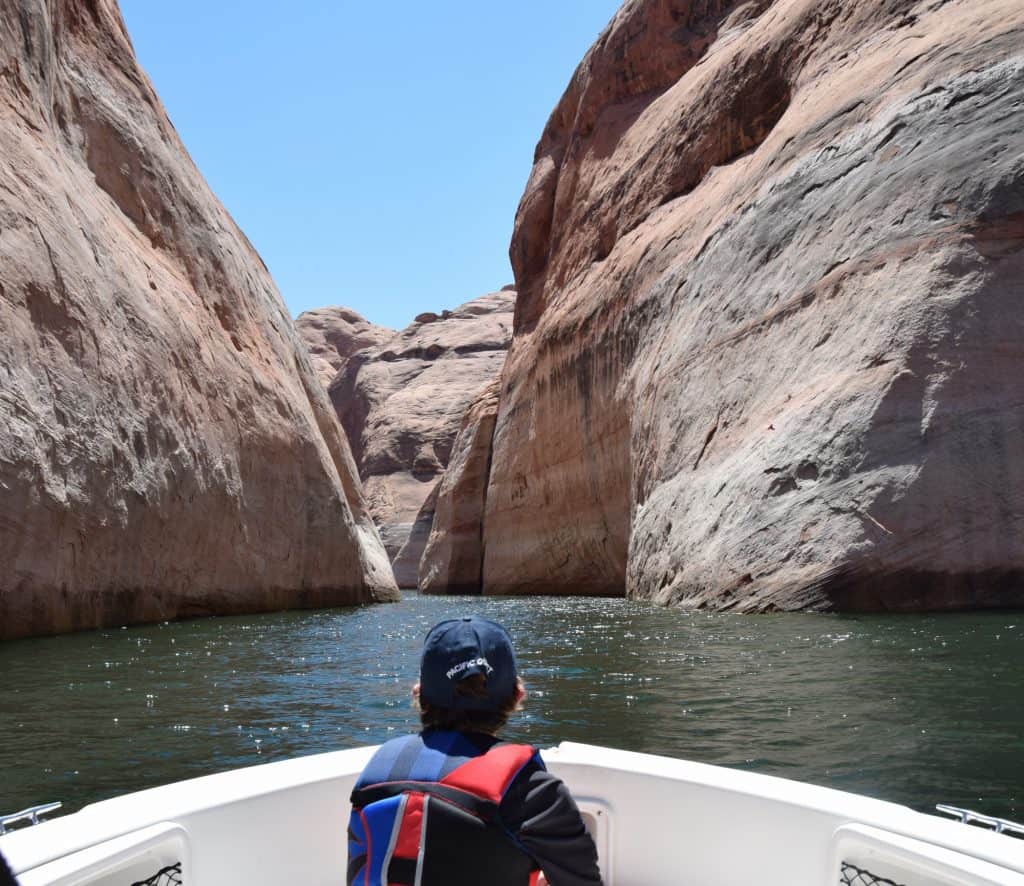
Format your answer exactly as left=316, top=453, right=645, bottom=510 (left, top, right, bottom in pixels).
left=1, top=743, right=1022, bottom=886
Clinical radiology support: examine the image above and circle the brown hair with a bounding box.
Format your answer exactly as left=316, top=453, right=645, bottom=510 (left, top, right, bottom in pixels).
left=415, top=674, right=523, bottom=735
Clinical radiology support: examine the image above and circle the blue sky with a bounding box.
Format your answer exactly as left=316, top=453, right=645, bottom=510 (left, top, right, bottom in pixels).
left=120, top=2, right=622, bottom=330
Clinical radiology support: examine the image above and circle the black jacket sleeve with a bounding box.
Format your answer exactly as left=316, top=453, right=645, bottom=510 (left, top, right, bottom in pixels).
left=0, top=850, right=18, bottom=886
left=499, top=762, right=604, bottom=886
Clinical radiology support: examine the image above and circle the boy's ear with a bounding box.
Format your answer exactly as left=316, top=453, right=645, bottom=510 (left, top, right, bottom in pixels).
left=412, top=682, right=421, bottom=700
left=514, top=680, right=526, bottom=704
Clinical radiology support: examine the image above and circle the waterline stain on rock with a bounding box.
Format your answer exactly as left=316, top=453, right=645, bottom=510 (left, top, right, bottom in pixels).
left=442, top=0, right=1024, bottom=611
left=0, top=0, right=397, bottom=640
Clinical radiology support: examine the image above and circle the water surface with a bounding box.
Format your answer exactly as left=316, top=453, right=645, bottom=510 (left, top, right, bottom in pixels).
left=1, top=595, right=1021, bottom=820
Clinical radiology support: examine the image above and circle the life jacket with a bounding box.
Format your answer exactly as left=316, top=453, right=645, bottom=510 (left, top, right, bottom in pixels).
left=347, top=732, right=544, bottom=886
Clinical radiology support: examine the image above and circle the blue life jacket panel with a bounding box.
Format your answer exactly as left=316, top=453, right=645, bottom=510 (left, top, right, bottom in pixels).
left=347, top=733, right=544, bottom=886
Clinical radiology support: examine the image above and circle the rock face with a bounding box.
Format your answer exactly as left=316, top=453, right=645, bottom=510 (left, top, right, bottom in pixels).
left=294, top=307, right=393, bottom=389
left=330, top=291, right=514, bottom=587
left=434, top=0, right=1024, bottom=609
left=419, top=380, right=500, bottom=594
left=0, top=0, right=397, bottom=640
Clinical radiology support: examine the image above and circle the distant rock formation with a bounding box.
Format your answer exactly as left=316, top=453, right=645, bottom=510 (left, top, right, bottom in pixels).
left=329, top=291, right=514, bottom=587
left=419, top=380, right=500, bottom=594
left=0, top=0, right=397, bottom=640
left=295, top=307, right=393, bottom=389
left=428, top=0, right=1024, bottom=609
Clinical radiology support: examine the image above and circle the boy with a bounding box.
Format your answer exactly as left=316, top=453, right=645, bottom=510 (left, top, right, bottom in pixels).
left=347, top=616, right=603, bottom=886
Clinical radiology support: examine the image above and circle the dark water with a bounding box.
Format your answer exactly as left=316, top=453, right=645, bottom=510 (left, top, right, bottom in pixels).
left=1, top=595, right=1022, bottom=820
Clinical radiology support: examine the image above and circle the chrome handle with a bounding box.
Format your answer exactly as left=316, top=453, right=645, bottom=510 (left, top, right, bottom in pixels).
left=936, top=804, right=1024, bottom=837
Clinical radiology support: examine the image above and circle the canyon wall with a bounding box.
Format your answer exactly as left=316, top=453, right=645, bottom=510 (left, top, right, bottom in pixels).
left=294, top=307, right=393, bottom=389
left=329, top=291, right=514, bottom=587
left=419, top=379, right=500, bottom=594
left=0, top=0, right=397, bottom=640
left=430, top=0, right=1024, bottom=609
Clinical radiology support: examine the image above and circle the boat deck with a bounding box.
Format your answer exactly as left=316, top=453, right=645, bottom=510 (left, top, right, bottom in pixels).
left=2, top=743, right=1022, bottom=885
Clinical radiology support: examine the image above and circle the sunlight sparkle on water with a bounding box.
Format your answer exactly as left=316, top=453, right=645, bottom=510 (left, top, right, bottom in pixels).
left=0, top=596, right=1020, bottom=819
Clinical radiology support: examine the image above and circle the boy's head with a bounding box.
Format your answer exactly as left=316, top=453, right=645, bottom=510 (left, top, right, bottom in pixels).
left=415, top=616, right=524, bottom=734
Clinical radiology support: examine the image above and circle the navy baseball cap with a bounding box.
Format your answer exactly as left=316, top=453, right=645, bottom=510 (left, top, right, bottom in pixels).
left=419, top=616, right=518, bottom=711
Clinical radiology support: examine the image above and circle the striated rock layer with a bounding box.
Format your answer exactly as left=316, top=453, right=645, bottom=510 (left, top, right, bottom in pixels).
left=0, top=0, right=397, bottom=640
left=295, top=307, right=393, bottom=389
left=434, top=0, right=1024, bottom=609
left=330, top=291, right=514, bottom=587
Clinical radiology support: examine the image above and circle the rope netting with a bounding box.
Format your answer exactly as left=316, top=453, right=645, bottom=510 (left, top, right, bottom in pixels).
left=130, top=862, right=182, bottom=886
left=840, top=861, right=906, bottom=886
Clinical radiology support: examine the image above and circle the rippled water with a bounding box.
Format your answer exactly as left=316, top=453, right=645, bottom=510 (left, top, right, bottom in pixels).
left=1, top=595, right=1021, bottom=820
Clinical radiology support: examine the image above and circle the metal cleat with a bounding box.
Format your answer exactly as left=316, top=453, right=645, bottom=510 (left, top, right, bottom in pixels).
left=0, top=802, right=63, bottom=835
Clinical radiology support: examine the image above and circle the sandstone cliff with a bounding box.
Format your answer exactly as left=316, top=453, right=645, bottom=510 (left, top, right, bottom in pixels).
left=295, top=307, right=393, bottom=389
left=419, top=379, right=500, bottom=594
left=0, top=0, right=397, bottom=640
left=330, top=291, right=514, bottom=587
left=430, top=0, right=1024, bottom=609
